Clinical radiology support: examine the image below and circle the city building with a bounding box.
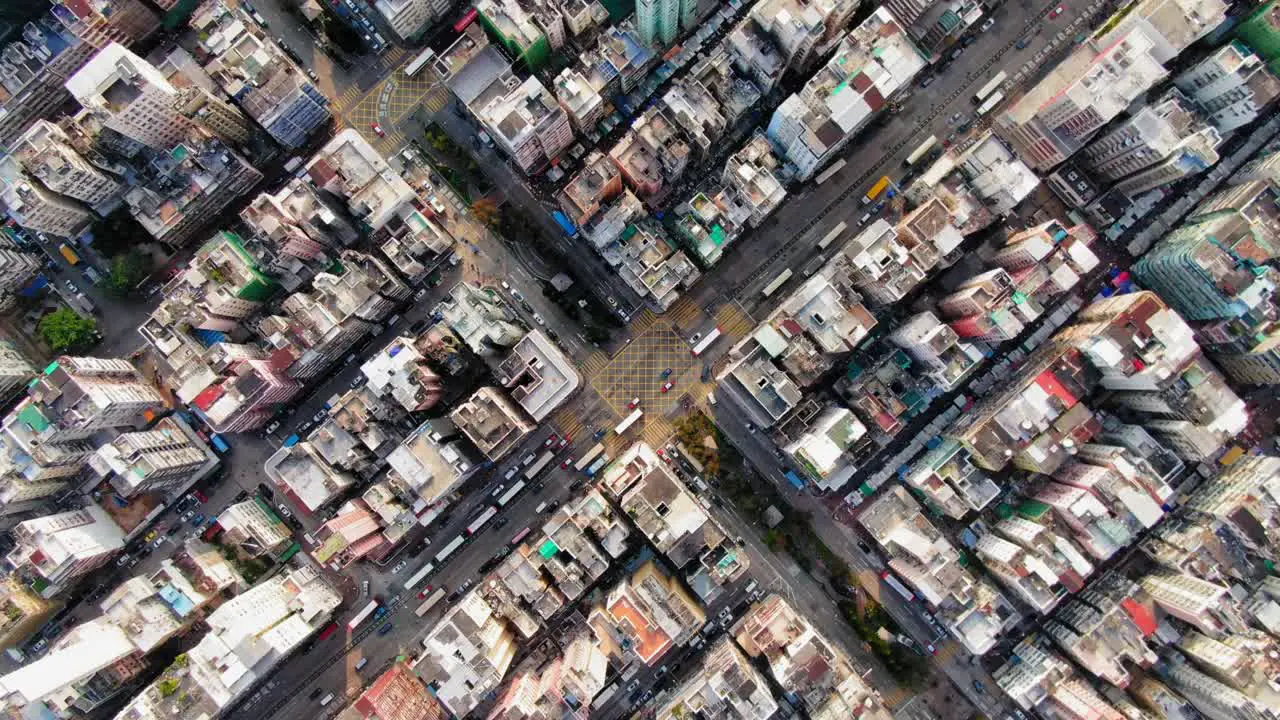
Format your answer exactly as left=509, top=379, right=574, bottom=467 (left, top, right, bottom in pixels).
left=385, top=419, right=482, bottom=516
left=0, top=161, right=93, bottom=238
left=307, top=129, right=417, bottom=231
left=1183, top=456, right=1280, bottom=562
left=635, top=0, right=697, bottom=47
left=944, top=131, right=1042, bottom=216
left=687, top=46, right=764, bottom=125
left=890, top=311, right=985, bottom=391
left=6, top=505, right=125, bottom=597
left=495, top=330, right=581, bottom=422
left=662, top=77, right=727, bottom=154
left=587, top=560, right=705, bottom=667
left=0, top=234, right=41, bottom=311
left=733, top=594, right=891, bottom=719
left=113, top=564, right=341, bottom=719
left=609, top=106, right=690, bottom=205
left=1078, top=89, right=1222, bottom=194
left=1236, top=0, right=1280, bottom=65
left=217, top=498, right=293, bottom=557
left=476, top=0, right=552, bottom=70
left=883, top=0, right=984, bottom=60
left=0, top=575, right=58, bottom=652
left=450, top=386, right=535, bottom=461
left=975, top=515, right=1094, bottom=615
left=903, top=438, right=1000, bottom=520
left=553, top=68, right=606, bottom=133
left=713, top=132, right=787, bottom=231
left=24, top=356, right=166, bottom=443
left=11, top=119, right=124, bottom=212
left=1141, top=571, right=1248, bottom=637
left=838, top=213, right=953, bottom=307
left=486, top=633, right=610, bottom=719
left=374, top=0, right=453, bottom=42
left=414, top=591, right=518, bottom=718
left=601, top=442, right=749, bottom=601
left=0, top=343, right=34, bottom=400
left=264, top=440, right=357, bottom=514
left=241, top=178, right=356, bottom=267
left=1182, top=40, right=1280, bottom=131
left=361, top=336, right=445, bottom=413
left=859, top=485, right=1016, bottom=653
left=603, top=223, right=700, bottom=311
left=338, top=661, right=447, bottom=720
left=766, top=8, right=926, bottom=180
left=559, top=150, right=624, bottom=227
left=435, top=282, right=526, bottom=355
left=994, top=635, right=1134, bottom=717
left=192, top=1, right=332, bottom=149
left=88, top=417, right=218, bottom=498
left=656, top=637, right=779, bottom=720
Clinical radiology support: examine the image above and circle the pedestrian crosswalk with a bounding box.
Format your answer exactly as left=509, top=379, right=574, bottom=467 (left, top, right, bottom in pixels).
left=555, top=413, right=586, bottom=445
left=377, top=128, right=406, bottom=152
left=335, top=86, right=364, bottom=112
left=581, top=352, right=610, bottom=377
left=934, top=640, right=960, bottom=663
left=642, top=419, right=673, bottom=448
left=665, top=296, right=702, bottom=329
left=881, top=685, right=912, bottom=708
left=629, top=309, right=659, bottom=335
left=422, top=86, right=449, bottom=114
left=715, top=303, right=755, bottom=339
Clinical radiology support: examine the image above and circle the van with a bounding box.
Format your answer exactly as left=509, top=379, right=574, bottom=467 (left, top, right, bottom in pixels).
left=319, top=693, right=335, bottom=706
left=503, top=467, right=518, bottom=481
left=706, top=391, right=716, bottom=405
left=522, top=453, right=536, bottom=466
left=535, top=501, right=548, bottom=514
left=354, top=657, right=368, bottom=671
left=490, top=484, right=506, bottom=499
left=744, top=579, right=759, bottom=595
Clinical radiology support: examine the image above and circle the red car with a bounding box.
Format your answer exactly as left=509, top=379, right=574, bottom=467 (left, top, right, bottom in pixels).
left=371, top=123, right=386, bottom=137
left=661, top=381, right=674, bottom=393
left=417, top=585, right=433, bottom=599
left=543, top=433, right=558, bottom=448
left=557, top=436, right=570, bottom=449
left=193, top=490, right=208, bottom=503
left=561, top=457, right=574, bottom=469
left=1049, top=5, right=1065, bottom=17
left=628, top=397, right=640, bottom=409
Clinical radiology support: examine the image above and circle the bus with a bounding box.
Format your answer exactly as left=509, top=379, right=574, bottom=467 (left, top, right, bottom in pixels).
left=615, top=408, right=643, bottom=435
left=575, top=443, right=606, bottom=472
left=318, top=622, right=339, bottom=641
left=976, top=91, right=1005, bottom=117
left=905, top=135, right=939, bottom=166
left=524, top=452, right=554, bottom=480
left=818, top=221, right=847, bottom=250
left=971, top=71, right=1007, bottom=105
left=497, top=480, right=527, bottom=507
left=510, top=526, right=532, bottom=546
left=814, top=158, right=846, bottom=185
left=881, top=570, right=916, bottom=602
left=466, top=506, right=499, bottom=535
left=761, top=269, right=793, bottom=298
left=404, top=47, right=437, bottom=77
left=434, top=535, right=465, bottom=563
left=690, top=327, right=722, bottom=357
left=347, top=600, right=380, bottom=630
left=585, top=455, right=611, bottom=478
left=453, top=7, right=478, bottom=32
left=401, top=562, right=435, bottom=592
left=414, top=588, right=446, bottom=617
left=862, top=176, right=892, bottom=204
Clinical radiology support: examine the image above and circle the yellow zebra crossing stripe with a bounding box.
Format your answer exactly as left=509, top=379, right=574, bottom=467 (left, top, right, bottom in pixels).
left=665, top=296, right=701, bottom=327
left=715, top=304, right=755, bottom=338
left=881, top=686, right=911, bottom=708
left=581, top=352, right=610, bottom=376
left=386, top=47, right=405, bottom=63
left=557, top=415, right=585, bottom=442
left=934, top=641, right=960, bottom=663
left=423, top=87, right=449, bottom=113
left=642, top=420, right=672, bottom=448
left=630, top=309, right=657, bottom=335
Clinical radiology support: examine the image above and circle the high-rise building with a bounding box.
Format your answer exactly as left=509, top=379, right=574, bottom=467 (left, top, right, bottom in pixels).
left=374, top=0, right=454, bottom=42
left=1176, top=40, right=1280, bottom=134
left=449, top=387, right=534, bottom=461
left=6, top=505, right=125, bottom=596
left=65, top=43, right=204, bottom=151
left=486, top=634, right=610, bottom=718
left=12, top=120, right=124, bottom=211
left=89, top=417, right=215, bottom=498
left=0, top=234, right=42, bottom=309
left=344, top=661, right=447, bottom=720
left=1234, top=0, right=1280, bottom=67
left=0, top=160, right=93, bottom=238
left=414, top=591, right=518, bottom=718
left=636, top=0, right=694, bottom=47
left=24, top=356, right=166, bottom=443
left=0, top=342, right=34, bottom=399
left=656, top=637, right=779, bottom=720
left=1140, top=571, right=1248, bottom=636
left=0, top=575, right=58, bottom=652
left=475, top=0, right=553, bottom=70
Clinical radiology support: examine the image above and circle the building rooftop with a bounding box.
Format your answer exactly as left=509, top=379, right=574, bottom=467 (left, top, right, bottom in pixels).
left=306, top=129, right=416, bottom=232
left=449, top=386, right=534, bottom=461
left=495, top=330, right=580, bottom=422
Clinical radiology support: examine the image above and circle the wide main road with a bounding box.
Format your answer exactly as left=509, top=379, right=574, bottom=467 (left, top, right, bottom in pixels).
left=684, top=0, right=1107, bottom=320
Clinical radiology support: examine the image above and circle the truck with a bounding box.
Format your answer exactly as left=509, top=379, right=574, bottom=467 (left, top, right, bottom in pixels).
left=58, top=244, right=80, bottom=266
left=862, top=176, right=892, bottom=204
left=551, top=210, right=579, bottom=238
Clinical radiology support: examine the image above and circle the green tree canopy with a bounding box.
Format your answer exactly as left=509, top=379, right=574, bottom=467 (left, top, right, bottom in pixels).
left=39, top=309, right=97, bottom=352
left=108, top=251, right=151, bottom=294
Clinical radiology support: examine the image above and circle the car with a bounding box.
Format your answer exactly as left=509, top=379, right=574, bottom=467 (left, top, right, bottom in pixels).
left=313, top=409, right=327, bottom=423
left=1049, top=4, right=1065, bottom=17
left=531, top=312, right=545, bottom=326
left=949, top=47, right=964, bottom=60
left=361, top=581, right=369, bottom=597
left=626, top=680, right=640, bottom=693
left=543, top=434, right=558, bottom=448
left=926, top=643, right=937, bottom=654
left=371, top=123, right=385, bottom=137
left=745, top=422, right=756, bottom=434
left=350, top=375, right=366, bottom=389
left=276, top=503, right=292, bottom=518
left=962, top=34, right=976, bottom=46
left=557, top=436, right=569, bottom=449
left=661, top=368, right=672, bottom=378
left=919, top=75, right=935, bottom=88
left=606, top=296, right=618, bottom=308
left=857, top=540, right=873, bottom=554
left=152, top=537, right=165, bottom=549
left=116, top=554, right=131, bottom=567
left=192, top=514, right=205, bottom=526
left=391, top=561, right=408, bottom=574
left=510, top=288, right=525, bottom=302
left=561, top=457, right=573, bottom=469
left=519, top=300, right=535, bottom=313
left=948, top=112, right=963, bottom=125
left=628, top=397, right=640, bottom=409
left=689, top=332, right=703, bottom=345
left=973, top=680, right=986, bottom=694
left=264, top=420, right=280, bottom=435
left=181, top=510, right=195, bottom=522
left=144, top=530, right=158, bottom=542
left=309, top=688, right=324, bottom=700
left=980, top=17, right=995, bottom=31
left=417, top=585, right=433, bottom=599
left=258, top=483, right=274, bottom=499
left=661, top=381, right=674, bottom=393
left=1016, top=38, right=1030, bottom=49
left=166, top=524, right=183, bottom=536
left=494, top=516, right=509, bottom=528
left=306, top=69, right=319, bottom=82
left=377, top=623, right=394, bottom=636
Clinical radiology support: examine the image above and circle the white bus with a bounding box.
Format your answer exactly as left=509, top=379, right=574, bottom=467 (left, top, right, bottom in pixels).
left=524, top=452, right=554, bottom=480
left=615, top=408, right=643, bottom=435
left=497, top=480, right=527, bottom=507
left=905, top=135, right=939, bottom=166
left=434, top=535, right=465, bottom=563
left=574, top=443, right=606, bottom=472
left=466, top=506, right=499, bottom=535
left=814, top=158, right=846, bottom=185
left=882, top=570, right=917, bottom=602
left=976, top=91, right=1005, bottom=117
left=972, top=71, right=1007, bottom=105
left=414, top=588, right=446, bottom=617
left=690, top=327, right=722, bottom=356
left=403, top=47, right=437, bottom=77
left=818, top=221, right=847, bottom=250
left=347, top=600, right=379, bottom=630
left=761, top=268, right=794, bottom=298
left=401, top=562, right=435, bottom=592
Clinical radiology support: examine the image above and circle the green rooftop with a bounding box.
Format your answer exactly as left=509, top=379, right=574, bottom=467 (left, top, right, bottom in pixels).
left=17, top=404, right=50, bottom=433
left=539, top=540, right=559, bottom=559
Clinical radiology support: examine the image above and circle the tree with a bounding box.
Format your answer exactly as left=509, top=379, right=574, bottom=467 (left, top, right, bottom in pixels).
left=39, top=309, right=97, bottom=352
left=470, top=196, right=501, bottom=227
left=108, top=251, right=150, bottom=294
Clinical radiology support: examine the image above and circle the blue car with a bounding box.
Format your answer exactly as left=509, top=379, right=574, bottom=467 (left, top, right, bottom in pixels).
left=377, top=623, right=393, bottom=636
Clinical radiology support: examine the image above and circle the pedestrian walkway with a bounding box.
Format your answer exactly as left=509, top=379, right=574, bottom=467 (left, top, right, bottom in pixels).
left=552, top=409, right=586, bottom=446
left=422, top=86, right=449, bottom=114
left=641, top=418, right=673, bottom=448
left=881, top=684, right=913, bottom=708
left=664, top=296, right=702, bottom=329
left=334, top=85, right=364, bottom=112
left=629, top=308, right=659, bottom=335
left=581, top=351, right=610, bottom=376
left=714, top=303, right=755, bottom=339
left=376, top=128, right=406, bottom=153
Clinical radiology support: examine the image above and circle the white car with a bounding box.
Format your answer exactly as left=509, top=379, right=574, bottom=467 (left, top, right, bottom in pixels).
left=532, top=313, right=546, bottom=326
left=264, top=420, right=280, bottom=435
left=276, top=503, right=292, bottom=519
left=391, top=561, right=408, bottom=574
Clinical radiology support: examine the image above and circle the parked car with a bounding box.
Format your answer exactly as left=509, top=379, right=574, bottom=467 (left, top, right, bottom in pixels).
left=391, top=561, right=408, bottom=574
left=276, top=503, right=292, bottom=518
left=264, top=420, right=280, bottom=435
